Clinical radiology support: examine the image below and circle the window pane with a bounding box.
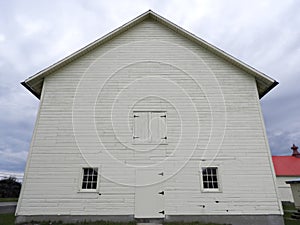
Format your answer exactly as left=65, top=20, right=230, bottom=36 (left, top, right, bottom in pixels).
left=202, top=167, right=219, bottom=190
left=82, top=168, right=98, bottom=190
left=213, top=182, right=218, bottom=188
left=83, top=169, right=88, bottom=175
left=87, top=182, right=91, bottom=189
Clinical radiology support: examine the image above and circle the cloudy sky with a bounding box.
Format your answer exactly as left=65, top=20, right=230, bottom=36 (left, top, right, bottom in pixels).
left=0, top=0, right=299, bottom=179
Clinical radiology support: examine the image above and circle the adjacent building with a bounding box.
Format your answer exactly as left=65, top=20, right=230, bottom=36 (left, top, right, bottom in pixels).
left=272, top=144, right=300, bottom=202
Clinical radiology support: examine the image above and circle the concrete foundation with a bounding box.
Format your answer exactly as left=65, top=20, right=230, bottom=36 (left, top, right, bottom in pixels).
left=16, top=214, right=284, bottom=225
left=15, top=215, right=134, bottom=224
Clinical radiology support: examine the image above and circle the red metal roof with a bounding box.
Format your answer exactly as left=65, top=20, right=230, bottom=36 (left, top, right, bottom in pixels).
left=272, top=156, right=300, bottom=176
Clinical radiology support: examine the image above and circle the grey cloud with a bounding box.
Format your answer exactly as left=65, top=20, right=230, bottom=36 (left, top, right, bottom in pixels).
left=267, top=129, right=300, bottom=156
left=189, top=1, right=300, bottom=155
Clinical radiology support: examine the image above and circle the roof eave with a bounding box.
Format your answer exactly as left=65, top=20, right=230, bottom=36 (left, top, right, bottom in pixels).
left=286, top=179, right=300, bottom=184
left=259, top=80, right=279, bottom=99
left=21, top=81, right=41, bottom=99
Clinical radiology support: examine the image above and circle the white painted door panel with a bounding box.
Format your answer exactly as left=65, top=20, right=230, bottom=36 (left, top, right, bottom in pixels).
left=150, top=112, right=167, bottom=144
left=133, top=112, right=149, bottom=144
left=135, top=169, right=164, bottom=218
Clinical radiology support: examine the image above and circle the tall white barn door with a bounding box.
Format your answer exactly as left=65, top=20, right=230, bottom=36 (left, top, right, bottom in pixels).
left=134, top=169, right=165, bottom=218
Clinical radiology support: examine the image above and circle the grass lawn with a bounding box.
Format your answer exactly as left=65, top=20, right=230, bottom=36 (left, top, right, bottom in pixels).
left=0, top=213, right=15, bottom=225
left=0, top=198, right=18, bottom=202
left=282, top=202, right=299, bottom=225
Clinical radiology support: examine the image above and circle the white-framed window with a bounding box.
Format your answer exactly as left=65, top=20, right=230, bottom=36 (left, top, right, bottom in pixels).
left=133, top=111, right=167, bottom=144
left=81, top=168, right=98, bottom=190
left=201, top=167, right=220, bottom=192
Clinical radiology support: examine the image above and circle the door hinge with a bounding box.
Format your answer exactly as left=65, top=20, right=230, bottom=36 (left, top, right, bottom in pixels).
left=159, top=210, right=165, bottom=215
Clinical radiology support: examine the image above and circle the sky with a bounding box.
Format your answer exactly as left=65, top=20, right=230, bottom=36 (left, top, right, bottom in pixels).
left=0, top=0, right=299, bottom=180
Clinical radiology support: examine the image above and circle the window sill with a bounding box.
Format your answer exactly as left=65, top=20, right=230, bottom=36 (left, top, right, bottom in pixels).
left=201, top=189, right=221, bottom=193
left=77, top=190, right=99, bottom=193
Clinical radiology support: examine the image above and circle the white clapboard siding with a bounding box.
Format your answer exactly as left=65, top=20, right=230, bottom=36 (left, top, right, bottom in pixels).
left=17, top=18, right=281, bottom=217
left=275, top=176, right=296, bottom=202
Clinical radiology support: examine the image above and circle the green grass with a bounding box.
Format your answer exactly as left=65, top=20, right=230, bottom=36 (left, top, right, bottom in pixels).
left=282, top=202, right=296, bottom=211
left=282, top=202, right=299, bottom=225
left=0, top=213, right=15, bottom=225
left=284, top=220, right=300, bottom=225
left=0, top=198, right=18, bottom=202
left=22, top=221, right=137, bottom=225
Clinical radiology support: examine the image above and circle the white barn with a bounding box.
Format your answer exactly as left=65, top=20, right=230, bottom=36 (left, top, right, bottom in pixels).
left=17, top=11, right=284, bottom=225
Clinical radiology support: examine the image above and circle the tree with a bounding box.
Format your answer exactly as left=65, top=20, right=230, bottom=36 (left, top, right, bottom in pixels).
left=0, top=176, right=22, bottom=198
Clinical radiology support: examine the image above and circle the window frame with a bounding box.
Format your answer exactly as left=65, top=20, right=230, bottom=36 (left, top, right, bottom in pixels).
left=200, top=167, right=221, bottom=192
left=78, top=167, right=99, bottom=193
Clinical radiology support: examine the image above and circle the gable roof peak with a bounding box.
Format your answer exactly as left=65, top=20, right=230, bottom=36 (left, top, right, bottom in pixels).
left=22, top=10, right=278, bottom=99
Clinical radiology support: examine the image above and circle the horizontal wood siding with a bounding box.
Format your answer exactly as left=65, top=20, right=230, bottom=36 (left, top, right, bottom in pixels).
left=17, top=19, right=281, bottom=216
left=276, top=176, right=296, bottom=202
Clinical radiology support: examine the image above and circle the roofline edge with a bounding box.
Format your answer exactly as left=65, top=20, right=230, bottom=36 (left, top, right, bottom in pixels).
left=21, top=81, right=41, bottom=99
left=22, top=10, right=279, bottom=99
left=259, top=80, right=279, bottom=99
